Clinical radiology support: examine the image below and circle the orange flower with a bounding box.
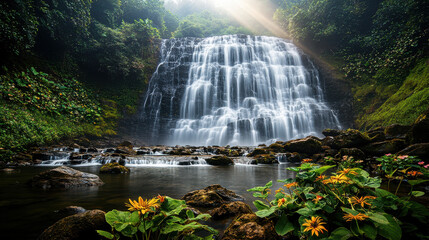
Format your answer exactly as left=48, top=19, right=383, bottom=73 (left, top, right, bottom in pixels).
left=407, top=171, right=423, bottom=177
left=302, top=158, right=313, bottom=163
left=337, top=168, right=358, bottom=175
left=315, top=175, right=326, bottom=182
left=313, top=195, right=323, bottom=204
left=125, top=196, right=160, bottom=215
left=343, top=213, right=370, bottom=222
left=285, top=182, right=298, bottom=189
left=275, top=188, right=285, bottom=194
left=349, top=196, right=376, bottom=208
left=277, top=198, right=286, bottom=207
left=302, top=216, right=328, bottom=236
left=157, top=195, right=165, bottom=203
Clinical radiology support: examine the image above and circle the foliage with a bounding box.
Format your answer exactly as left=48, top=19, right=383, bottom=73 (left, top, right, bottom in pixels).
left=248, top=163, right=429, bottom=239
left=98, top=195, right=217, bottom=240
left=0, top=0, right=39, bottom=57
left=172, top=11, right=253, bottom=38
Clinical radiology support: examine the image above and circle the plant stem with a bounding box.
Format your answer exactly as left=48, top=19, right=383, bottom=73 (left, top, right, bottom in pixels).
left=394, top=179, right=403, bottom=196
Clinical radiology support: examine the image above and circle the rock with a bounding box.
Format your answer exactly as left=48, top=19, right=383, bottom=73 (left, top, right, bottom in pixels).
left=366, top=127, right=386, bottom=142
left=286, top=152, right=302, bottom=162
left=38, top=210, right=108, bottom=240
left=267, top=142, right=284, bottom=152
left=182, top=184, right=244, bottom=208
left=1, top=168, right=17, bottom=173
left=284, top=136, right=323, bottom=154
left=247, top=148, right=271, bottom=157
left=254, top=154, right=278, bottom=164
left=30, top=166, right=104, bottom=189
left=222, top=213, right=279, bottom=240
left=339, top=148, right=365, bottom=160
left=322, top=129, right=342, bottom=137
left=362, top=139, right=406, bottom=156
left=12, top=152, right=33, bottom=162
left=385, top=124, right=411, bottom=139
left=397, top=143, right=429, bottom=161
left=77, top=138, right=91, bottom=148
left=408, top=108, right=429, bottom=143
left=326, top=129, right=371, bottom=149
left=118, top=141, right=133, bottom=148
left=100, top=162, right=130, bottom=174
left=209, top=201, right=252, bottom=220
left=205, top=156, right=234, bottom=166
left=56, top=206, right=87, bottom=219
left=169, top=148, right=193, bottom=155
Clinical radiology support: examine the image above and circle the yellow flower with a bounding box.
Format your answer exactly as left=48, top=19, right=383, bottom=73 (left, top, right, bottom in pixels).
left=337, top=168, right=358, bottom=175
left=322, top=174, right=351, bottom=184
left=302, top=216, right=328, bottom=236
left=125, top=196, right=160, bottom=215
left=277, top=198, right=286, bottom=207
left=343, top=213, right=370, bottom=222
left=275, top=188, right=285, bottom=194
left=348, top=196, right=376, bottom=208
left=285, top=182, right=298, bottom=189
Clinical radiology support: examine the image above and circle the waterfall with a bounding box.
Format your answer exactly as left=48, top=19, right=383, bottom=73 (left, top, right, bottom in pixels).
left=141, top=35, right=341, bottom=146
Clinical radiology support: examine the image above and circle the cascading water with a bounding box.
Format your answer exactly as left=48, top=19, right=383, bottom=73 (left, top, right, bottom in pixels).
left=141, top=35, right=341, bottom=146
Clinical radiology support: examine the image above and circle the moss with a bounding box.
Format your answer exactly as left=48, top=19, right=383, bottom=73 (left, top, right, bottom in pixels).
left=357, top=59, right=429, bottom=129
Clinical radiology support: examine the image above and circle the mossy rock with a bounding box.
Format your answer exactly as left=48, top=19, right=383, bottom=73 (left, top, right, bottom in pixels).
left=322, top=129, right=343, bottom=137
left=267, top=142, right=285, bottom=152
left=100, top=162, right=130, bottom=174
left=182, top=184, right=244, bottom=208
left=284, top=136, right=323, bottom=154
left=222, top=213, right=280, bottom=240
left=209, top=201, right=252, bottom=220
left=205, top=155, right=234, bottom=165
left=338, top=148, right=365, bottom=160
left=384, top=124, right=411, bottom=139
left=247, top=148, right=271, bottom=157
left=408, top=107, right=429, bottom=144
left=327, top=129, right=371, bottom=149
left=254, top=154, right=278, bottom=164
left=361, top=139, right=407, bottom=156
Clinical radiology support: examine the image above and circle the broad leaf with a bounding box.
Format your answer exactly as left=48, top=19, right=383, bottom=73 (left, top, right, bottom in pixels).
left=411, top=191, right=425, bottom=197
left=253, top=200, right=270, bottom=210
left=97, top=230, right=114, bottom=239
left=275, top=214, right=294, bottom=236
left=361, top=223, right=377, bottom=240
left=408, top=180, right=429, bottom=186
left=376, top=214, right=401, bottom=240
left=313, top=165, right=336, bottom=174
left=368, top=212, right=389, bottom=225
left=329, top=227, right=352, bottom=240
left=255, top=206, right=277, bottom=218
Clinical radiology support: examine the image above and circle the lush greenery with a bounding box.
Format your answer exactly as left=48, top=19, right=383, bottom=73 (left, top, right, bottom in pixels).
left=98, top=195, right=217, bottom=240
left=248, top=160, right=429, bottom=239
left=274, top=0, right=429, bottom=128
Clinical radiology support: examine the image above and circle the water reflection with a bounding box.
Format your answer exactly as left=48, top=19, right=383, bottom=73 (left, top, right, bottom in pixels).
left=0, top=164, right=296, bottom=239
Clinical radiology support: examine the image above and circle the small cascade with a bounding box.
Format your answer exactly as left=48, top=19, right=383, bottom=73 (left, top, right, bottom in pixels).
left=277, top=154, right=287, bottom=164
left=141, top=35, right=341, bottom=146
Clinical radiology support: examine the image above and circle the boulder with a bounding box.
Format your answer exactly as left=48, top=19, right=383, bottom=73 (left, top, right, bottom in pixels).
left=209, top=201, right=252, bottom=220
left=247, top=148, right=271, bottom=157
left=338, top=148, right=365, bottom=160
left=267, top=142, right=285, bottom=152
left=397, top=143, right=429, bottom=161
left=182, top=184, right=244, bottom=208
left=221, top=213, right=279, bottom=240
left=56, top=206, right=87, bottom=219
left=38, top=210, right=108, bottom=240
left=385, top=124, right=411, bottom=139
left=286, top=152, right=302, bottom=162
left=284, top=136, right=323, bottom=154
left=366, top=127, right=386, bottom=142
left=100, top=162, right=130, bottom=174
left=205, top=156, right=234, bottom=166
left=408, top=108, right=429, bottom=143
left=362, top=139, right=406, bottom=156
left=326, top=129, right=371, bottom=149
left=30, top=166, right=104, bottom=189
left=254, top=154, right=278, bottom=164
left=76, top=138, right=91, bottom=148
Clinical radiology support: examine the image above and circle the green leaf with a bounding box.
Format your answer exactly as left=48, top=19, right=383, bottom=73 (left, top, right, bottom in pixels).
left=313, top=165, right=336, bottom=174
left=253, top=200, right=270, bottom=210
left=186, top=209, right=195, bottom=219
left=375, top=214, right=401, bottom=240
left=374, top=188, right=396, bottom=198
left=275, top=214, right=294, bottom=236
left=411, top=191, right=425, bottom=197
left=30, top=67, right=39, bottom=75
left=296, top=207, right=314, bottom=216
left=368, top=212, right=389, bottom=225
left=361, top=223, right=377, bottom=240
left=341, top=207, right=359, bottom=215
left=408, top=179, right=429, bottom=186
left=97, top=230, right=114, bottom=239
left=255, top=206, right=277, bottom=218
left=329, top=227, right=352, bottom=240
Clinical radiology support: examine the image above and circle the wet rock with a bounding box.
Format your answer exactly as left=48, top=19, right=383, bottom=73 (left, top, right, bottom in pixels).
left=182, top=184, right=244, bottom=208
left=1, top=168, right=17, bottom=173
left=38, top=210, right=108, bottom=240
left=70, top=153, right=93, bottom=160
left=362, top=139, right=406, bottom=156
left=100, top=162, right=130, bottom=174
left=397, top=143, right=429, bottom=161
left=267, top=142, right=285, bottom=152
left=284, top=136, right=323, bottom=154
left=254, top=154, right=278, bottom=164
left=169, top=148, right=193, bottom=155
left=327, top=129, right=371, bottom=149
left=322, top=129, right=342, bottom=137
left=12, top=152, right=33, bottom=162
left=30, top=166, right=104, bottom=189
left=222, top=213, right=279, bottom=240
left=408, top=108, right=429, bottom=143
left=339, top=148, right=365, bottom=160
left=385, top=124, right=411, bottom=140
left=209, top=201, right=252, bottom=220
left=205, top=155, right=234, bottom=166
left=366, top=127, right=386, bottom=142
left=286, top=152, right=302, bottom=162
left=77, top=138, right=91, bottom=148
left=32, top=152, right=55, bottom=161
left=56, top=206, right=86, bottom=219
left=247, top=148, right=271, bottom=157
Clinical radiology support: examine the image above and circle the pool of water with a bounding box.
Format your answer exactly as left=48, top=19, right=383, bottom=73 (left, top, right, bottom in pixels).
left=0, top=164, right=297, bottom=239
